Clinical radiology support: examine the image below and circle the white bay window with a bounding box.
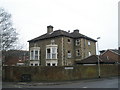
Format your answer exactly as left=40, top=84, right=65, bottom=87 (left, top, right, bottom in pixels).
left=30, top=47, right=40, bottom=60
left=46, top=45, right=58, bottom=59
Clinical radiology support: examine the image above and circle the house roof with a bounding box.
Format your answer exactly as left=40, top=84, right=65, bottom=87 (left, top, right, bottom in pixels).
left=75, top=55, right=116, bottom=64
left=110, top=49, right=120, bottom=55
left=28, top=29, right=97, bottom=42
left=3, top=50, right=29, bottom=57
left=101, top=49, right=120, bottom=56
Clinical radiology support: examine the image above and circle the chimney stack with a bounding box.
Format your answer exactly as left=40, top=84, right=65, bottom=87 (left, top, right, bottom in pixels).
left=68, top=30, right=70, bottom=33
left=74, top=29, right=79, bottom=33
left=47, top=25, right=53, bottom=33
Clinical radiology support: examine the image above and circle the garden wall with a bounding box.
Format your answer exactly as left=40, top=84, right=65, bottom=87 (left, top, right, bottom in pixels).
left=2, top=64, right=119, bottom=82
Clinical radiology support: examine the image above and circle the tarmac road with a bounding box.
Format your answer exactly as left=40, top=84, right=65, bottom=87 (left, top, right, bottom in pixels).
left=2, top=76, right=119, bottom=88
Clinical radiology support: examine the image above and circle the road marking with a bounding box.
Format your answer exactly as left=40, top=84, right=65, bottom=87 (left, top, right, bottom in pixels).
left=14, top=85, right=22, bottom=88
left=83, top=86, right=87, bottom=88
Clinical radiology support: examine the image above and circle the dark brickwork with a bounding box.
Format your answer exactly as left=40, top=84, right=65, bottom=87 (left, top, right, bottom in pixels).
left=3, top=65, right=119, bottom=82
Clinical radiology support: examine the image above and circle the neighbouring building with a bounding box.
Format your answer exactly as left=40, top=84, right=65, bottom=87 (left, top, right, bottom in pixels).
left=28, top=25, right=97, bottom=66
left=100, top=49, right=120, bottom=63
left=75, top=55, right=116, bottom=65
left=2, top=50, right=29, bottom=66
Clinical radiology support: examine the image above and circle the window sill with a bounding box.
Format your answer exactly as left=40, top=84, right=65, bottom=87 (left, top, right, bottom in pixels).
left=46, top=59, right=58, bottom=60
left=30, top=59, right=39, bottom=61
left=67, top=57, right=72, bottom=59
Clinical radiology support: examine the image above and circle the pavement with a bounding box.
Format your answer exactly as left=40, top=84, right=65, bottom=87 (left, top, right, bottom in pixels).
left=2, top=76, right=119, bottom=88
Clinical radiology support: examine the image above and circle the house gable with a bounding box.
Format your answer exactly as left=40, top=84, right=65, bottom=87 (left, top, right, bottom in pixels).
left=101, top=49, right=120, bottom=56
left=101, top=49, right=120, bottom=62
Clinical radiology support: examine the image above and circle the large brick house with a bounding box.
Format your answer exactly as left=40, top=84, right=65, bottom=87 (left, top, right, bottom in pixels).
left=28, top=25, right=97, bottom=66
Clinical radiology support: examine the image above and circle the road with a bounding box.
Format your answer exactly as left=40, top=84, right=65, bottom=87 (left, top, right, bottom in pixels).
left=2, top=77, right=119, bottom=88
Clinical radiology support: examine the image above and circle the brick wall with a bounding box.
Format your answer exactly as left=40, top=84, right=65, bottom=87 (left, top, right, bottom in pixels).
left=102, top=50, right=119, bottom=62
left=3, top=64, right=118, bottom=82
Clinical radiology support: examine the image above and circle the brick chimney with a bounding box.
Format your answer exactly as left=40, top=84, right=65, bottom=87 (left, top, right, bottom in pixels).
left=74, top=29, right=79, bottom=33
left=47, top=25, right=53, bottom=33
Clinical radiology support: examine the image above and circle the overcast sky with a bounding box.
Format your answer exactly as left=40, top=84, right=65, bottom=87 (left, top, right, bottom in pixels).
left=0, top=0, right=119, bottom=51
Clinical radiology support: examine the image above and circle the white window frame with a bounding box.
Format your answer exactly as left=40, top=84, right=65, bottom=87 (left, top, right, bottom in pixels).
left=46, top=45, right=58, bottom=59
left=30, top=47, right=40, bottom=60
left=88, top=41, right=91, bottom=46
left=76, top=39, right=80, bottom=46
left=88, top=51, right=91, bottom=56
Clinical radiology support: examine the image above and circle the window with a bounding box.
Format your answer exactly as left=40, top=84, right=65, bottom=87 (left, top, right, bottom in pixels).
left=46, top=46, right=57, bottom=59
left=35, top=50, right=38, bottom=60
left=68, top=39, right=71, bottom=43
left=88, top=51, right=91, bottom=56
left=76, top=39, right=80, bottom=45
left=88, top=41, right=91, bottom=46
left=84, top=39, right=86, bottom=47
left=52, top=63, right=56, bottom=66
left=30, top=47, right=40, bottom=60
left=52, top=47, right=57, bottom=59
left=47, top=48, right=51, bottom=59
left=67, top=51, right=71, bottom=58
left=31, top=51, right=34, bottom=60
left=76, top=50, right=80, bottom=56
left=35, top=63, right=38, bottom=66
left=47, top=63, right=50, bottom=66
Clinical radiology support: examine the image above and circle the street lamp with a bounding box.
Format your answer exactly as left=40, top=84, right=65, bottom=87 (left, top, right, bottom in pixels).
left=97, top=37, right=100, bottom=78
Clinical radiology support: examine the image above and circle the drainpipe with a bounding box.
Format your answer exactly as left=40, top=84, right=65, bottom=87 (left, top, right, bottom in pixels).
left=61, top=37, right=64, bottom=66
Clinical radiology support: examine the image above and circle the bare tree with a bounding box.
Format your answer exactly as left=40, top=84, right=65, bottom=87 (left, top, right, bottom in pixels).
left=0, top=8, right=18, bottom=50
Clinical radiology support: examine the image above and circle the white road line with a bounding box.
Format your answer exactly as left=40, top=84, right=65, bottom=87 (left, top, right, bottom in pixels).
left=83, top=86, right=87, bottom=88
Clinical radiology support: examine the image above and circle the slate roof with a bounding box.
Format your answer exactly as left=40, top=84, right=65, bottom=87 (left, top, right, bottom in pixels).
left=3, top=50, right=29, bottom=57
left=110, top=49, right=120, bottom=55
left=28, top=30, right=97, bottom=42
left=75, top=55, right=116, bottom=64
